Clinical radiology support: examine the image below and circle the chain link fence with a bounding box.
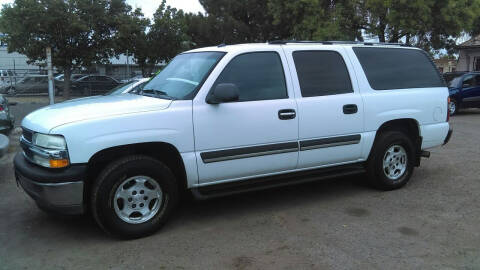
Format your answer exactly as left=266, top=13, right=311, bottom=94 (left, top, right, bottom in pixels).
left=0, top=68, right=145, bottom=97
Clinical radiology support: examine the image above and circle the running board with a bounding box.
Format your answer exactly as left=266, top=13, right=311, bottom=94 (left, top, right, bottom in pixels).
left=191, top=163, right=366, bottom=200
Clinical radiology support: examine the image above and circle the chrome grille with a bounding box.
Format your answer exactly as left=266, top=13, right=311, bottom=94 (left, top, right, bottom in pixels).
left=22, top=128, right=33, bottom=143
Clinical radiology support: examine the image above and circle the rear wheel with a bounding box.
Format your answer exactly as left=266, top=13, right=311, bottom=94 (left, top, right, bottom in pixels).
left=55, top=87, right=62, bottom=96
left=367, top=131, right=415, bottom=190
left=90, top=155, right=179, bottom=239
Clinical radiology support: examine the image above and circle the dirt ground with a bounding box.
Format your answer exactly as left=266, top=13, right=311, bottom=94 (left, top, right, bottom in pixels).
left=0, top=102, right=479, bottom=270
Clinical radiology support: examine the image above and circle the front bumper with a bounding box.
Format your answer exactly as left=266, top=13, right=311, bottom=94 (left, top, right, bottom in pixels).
left=14, top=152, right=86, bottom=215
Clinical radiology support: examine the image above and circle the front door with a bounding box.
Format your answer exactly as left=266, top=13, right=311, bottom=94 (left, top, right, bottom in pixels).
left=461, top=74, right=480, bottom=107
left=193, top=50, right=299, bottom=184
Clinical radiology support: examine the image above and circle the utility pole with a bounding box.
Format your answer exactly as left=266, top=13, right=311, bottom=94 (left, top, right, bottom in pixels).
left=13, top=59, right=16, bottom=86
left=126, top=49, right=130, bottom=80
left=46, top=47, right=54, bottom=105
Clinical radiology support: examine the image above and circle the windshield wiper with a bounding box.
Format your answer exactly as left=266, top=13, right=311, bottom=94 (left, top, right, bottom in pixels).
left=141, top=89, right=177, bottom=100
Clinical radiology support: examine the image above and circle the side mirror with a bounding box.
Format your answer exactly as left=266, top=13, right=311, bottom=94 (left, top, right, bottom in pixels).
left=206, top=83, right=239, bottom=104
left=462, top=83, right=471, bottom=88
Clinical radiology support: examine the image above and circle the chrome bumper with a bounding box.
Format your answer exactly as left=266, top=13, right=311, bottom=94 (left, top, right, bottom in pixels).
left=16, top=173, right=84, bottom=214
left=14, top=152, right=85, bottom=215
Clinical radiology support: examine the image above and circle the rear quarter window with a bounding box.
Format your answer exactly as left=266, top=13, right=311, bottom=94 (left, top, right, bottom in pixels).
left=353, top=47, right=445, bottom=90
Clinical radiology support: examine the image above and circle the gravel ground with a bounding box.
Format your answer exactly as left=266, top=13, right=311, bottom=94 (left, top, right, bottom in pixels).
left=0, top=102, right=479, bottom=270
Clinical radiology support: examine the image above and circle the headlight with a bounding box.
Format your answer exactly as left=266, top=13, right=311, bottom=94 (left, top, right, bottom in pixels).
left=22, top=132, right=69, bottom=168
left=32, top=133, right=67, bottom=150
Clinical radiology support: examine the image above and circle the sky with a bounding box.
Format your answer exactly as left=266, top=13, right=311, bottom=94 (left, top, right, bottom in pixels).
left=0, top=0, right=205, bottom=18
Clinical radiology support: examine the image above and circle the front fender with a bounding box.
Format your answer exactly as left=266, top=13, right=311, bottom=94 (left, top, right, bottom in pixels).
left=449, top=88, right=461, bottom=102
left=50, top=101, right=194, bottom=164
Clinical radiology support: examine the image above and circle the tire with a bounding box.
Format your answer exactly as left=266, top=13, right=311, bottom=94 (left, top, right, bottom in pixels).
left=82, top=87, right=91, bottom=96
left=90, top=155, right=179, bottom=239
left=7, top=87, right=16, bottom=96
left=366, top=130, right=415, bottom=191
left=55, top=87, right=62, bottom=96
left=449, top=98, right=458, bottom=115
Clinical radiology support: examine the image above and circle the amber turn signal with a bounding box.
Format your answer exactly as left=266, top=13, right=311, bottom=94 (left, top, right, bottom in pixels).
left=49, top=159, right=69, bottom=168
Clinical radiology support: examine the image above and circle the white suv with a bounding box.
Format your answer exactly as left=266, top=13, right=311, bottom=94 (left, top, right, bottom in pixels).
left=15, top=41, right=452, bottom=238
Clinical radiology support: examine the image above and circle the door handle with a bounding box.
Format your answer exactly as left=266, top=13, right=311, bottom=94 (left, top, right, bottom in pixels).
left=278, top=109, right=296, bottom=120
left=343, top=104, right=358, bottom=114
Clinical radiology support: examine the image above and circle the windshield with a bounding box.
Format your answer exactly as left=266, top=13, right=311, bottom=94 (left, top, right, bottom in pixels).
left=141, top=52, right=225, bottom=100
left=449, top=76, right=462, bottom=88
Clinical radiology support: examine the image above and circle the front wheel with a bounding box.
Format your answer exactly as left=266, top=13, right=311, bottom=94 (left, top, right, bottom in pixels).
left=449, top=99, right=458, bottom=115
left=366, top=131, right=415, bottom=190
left=7, top=87, right=16, bottom=96
left=91, top=155, right=179, bottom=239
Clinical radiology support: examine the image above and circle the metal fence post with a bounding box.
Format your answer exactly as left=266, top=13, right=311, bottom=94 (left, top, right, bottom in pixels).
left=46, top=47, right=54, bottom=105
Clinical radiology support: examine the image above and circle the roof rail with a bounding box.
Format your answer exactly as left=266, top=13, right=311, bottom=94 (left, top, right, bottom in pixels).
left=268, top=40, right=410, bottom=47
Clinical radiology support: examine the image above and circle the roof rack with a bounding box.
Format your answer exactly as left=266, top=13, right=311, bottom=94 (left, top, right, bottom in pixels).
left=268, top=40, right=410, bottom=47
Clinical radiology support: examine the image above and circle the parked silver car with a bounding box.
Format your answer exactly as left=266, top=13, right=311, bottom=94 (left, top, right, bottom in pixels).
left=106, top=77, right=150, bottom=95
left=0, top=95, right=15, bottom=135
left=1, top=75, right=49, bottom=96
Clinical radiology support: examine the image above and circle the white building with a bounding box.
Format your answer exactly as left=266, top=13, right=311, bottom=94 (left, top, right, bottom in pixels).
left=457, top=35, right=480, bottom=72
left=0, top=45, right=40, bottom=71
left=1, top=38, right=164, bottom=80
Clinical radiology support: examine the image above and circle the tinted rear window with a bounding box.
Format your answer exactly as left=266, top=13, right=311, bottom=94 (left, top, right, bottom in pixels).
left=353, top=47, right=445, bottom=90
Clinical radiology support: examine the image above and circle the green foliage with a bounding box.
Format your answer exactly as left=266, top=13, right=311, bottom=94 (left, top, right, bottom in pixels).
left=0, top=0, right=131, bottom=98
left=267, top=0, right=364, bottom=41
left=265, top=0, right=480, bottom=53
left=116, top=0, right=189, bottom=75
left=1, top=0, right=479, bottom=84
left=195, top=0, right=290, bottom=44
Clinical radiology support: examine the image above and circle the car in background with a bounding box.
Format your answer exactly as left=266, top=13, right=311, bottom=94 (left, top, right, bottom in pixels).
left=106, top=77, right=150, bottom=95
left=120, top=75, right=144, bottom=84
left=0, top=75, right=49, bottom=96
left=0, top=133, right=8, bottom=158
left=448, top=72, right=480, bottom=115
left=443, top=71, right=467, bottom=85
left=70, top=75, right=120, bottom=95
left=54, top=74, right=87, bottom=95
left=0, top=94, right=15, bottom=135
left=0, top=70, right=15, bottom=85
left=54, top=74, right=85, bottom=82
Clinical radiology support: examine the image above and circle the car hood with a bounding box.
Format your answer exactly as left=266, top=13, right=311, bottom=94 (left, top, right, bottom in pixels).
left=448, top=86, right=460, bottom=92
left=22, top=94, right=173, bottom=133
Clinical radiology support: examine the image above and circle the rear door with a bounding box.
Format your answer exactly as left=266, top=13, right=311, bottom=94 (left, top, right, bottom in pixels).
left=283, top=46, right=364, bottom=169
left=193, top=49, right=299, bottom=184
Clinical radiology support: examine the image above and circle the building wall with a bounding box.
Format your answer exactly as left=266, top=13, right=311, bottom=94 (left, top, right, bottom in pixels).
left=0, top=46, right=40, bottom=71
left=1, top=46, right=162, bottom=79
left=457, top=49, right=480, bottom=71
left=434, top=59, right=457, bottom=73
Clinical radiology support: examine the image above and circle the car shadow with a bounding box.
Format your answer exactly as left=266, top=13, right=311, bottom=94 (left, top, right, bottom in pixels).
left=455, top=108, right=480, bottom=116
left=17, top=173, right=375, bottom=242
left=165, top=173, right=374, bottom=231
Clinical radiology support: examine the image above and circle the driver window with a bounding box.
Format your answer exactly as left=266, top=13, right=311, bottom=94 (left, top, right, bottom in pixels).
left=213, top=52, right=288, bottom=102
left=463, top=75, right=475, bottom=87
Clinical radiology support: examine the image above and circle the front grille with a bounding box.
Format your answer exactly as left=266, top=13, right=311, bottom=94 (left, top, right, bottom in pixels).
left=22, top=128, right=33, bottom=143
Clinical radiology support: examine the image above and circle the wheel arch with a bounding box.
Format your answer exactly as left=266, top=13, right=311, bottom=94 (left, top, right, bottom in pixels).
left=85, top=142, right=188, bottom=196
left=376, top=118, right=420, bottom=140
left=371, top=118, right=422, bottom=166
